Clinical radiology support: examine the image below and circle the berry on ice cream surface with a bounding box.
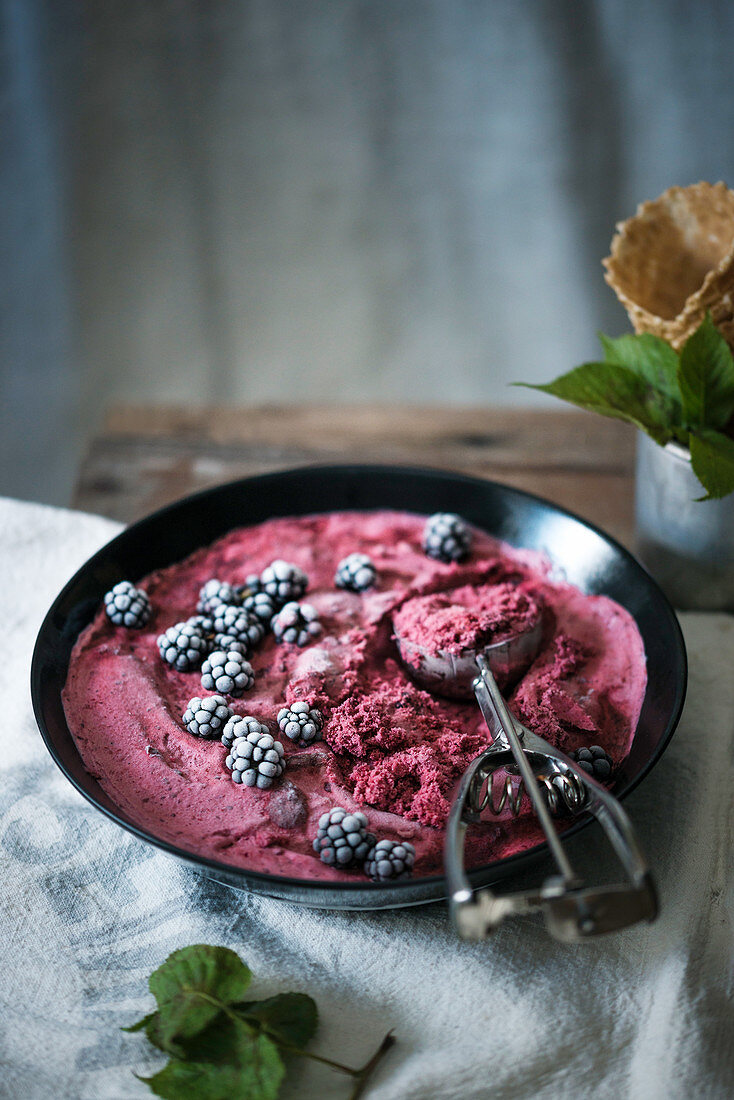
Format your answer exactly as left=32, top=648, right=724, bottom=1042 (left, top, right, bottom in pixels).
left=62, top=510, right=647, bottom=883
left=182, top=695, right=233, bottom=739
left=104, top=581, right=151, bottom=629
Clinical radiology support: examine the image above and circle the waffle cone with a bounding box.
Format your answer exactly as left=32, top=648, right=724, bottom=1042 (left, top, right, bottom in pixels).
left=603, top=181, right=734, bottom=350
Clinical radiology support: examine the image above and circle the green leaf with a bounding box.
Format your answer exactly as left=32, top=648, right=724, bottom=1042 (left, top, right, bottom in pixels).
left=148, top=945, right=252, bottom=1051
left=236, top=993, right=318, bottom=1049
left=126, top=944, right=399, bottom=1100
left=599, top=332, right=681, bottom=408
left=124, top=1011, right=181, bottom=1056
left=123, top=1012, right=157, bottom=1034
left=142, top=1020, right=284, bottom=1100
left=689, top=429, right=734, bottom=499
left=518, top=362, right=676, bottom=444
left=677, top=314, right=734, bottom=430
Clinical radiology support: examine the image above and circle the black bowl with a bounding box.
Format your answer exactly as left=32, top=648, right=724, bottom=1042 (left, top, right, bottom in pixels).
left=31, top=465, right=687, bottom=909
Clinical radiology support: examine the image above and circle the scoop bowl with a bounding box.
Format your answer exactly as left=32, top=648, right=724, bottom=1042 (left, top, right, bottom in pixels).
left=394, top=617, right=543, bottom=700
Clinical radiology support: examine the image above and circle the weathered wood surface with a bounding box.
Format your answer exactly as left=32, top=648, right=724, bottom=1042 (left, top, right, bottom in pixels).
left=73, top=405, right=636, bottom=547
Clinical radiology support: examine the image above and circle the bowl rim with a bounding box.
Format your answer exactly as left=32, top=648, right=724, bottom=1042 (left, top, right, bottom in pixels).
left=30, top=462, right=688, bottom=901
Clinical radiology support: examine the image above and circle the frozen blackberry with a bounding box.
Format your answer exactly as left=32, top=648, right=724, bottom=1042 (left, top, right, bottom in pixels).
left=212, top=604, right=265, bottom=650
left=312, top=807, right=372, bottom=867
left=225, top=728, right=285, bottom=789
left=261, top=560, right=308, bottom=604
left=238, top=573, right=263, bottom=597
left=104, top=581, right=151, bottom=629
left=569, top=746, right=613, bottom=781
left=209, top=634, right=243, bottom=659
left=334, top=553, right=377, bottom=593
left=364, top=839, right=416, bottom=882
left=212, top=632, right=252, bottom=655
left=422, top=512, right=472, bottom=563
left=182, top=695, right=233, bottom=739
left=197, top=579, right=240, bottom=615
left=277, top=701, right=324, bottom=747
left=188, top=612, right=246, bottom=656
left=221, top=713, right=270, bottom=750
left=271, top=601, right=322, bottom=646
left=242, top=590, right=278, bottom=626
left=201, top=649, right=255, bottom=697
left=158, top=620, right=211, bottom=671
left=187, top=614, right=214, bottom=634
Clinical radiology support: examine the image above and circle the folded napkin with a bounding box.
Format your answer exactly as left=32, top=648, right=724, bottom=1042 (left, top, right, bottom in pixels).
left=2, top=496, right=732, bottom=1100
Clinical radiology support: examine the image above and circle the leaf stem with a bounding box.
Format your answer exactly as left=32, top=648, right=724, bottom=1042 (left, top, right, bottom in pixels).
left=276, top=1040, right=360, bottom=1076
left=349, top=1032, right=395, bottom=1100
left=276, top=1029, right=394, bottom=1096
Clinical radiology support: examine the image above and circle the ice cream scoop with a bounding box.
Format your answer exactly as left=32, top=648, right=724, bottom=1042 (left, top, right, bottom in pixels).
left=394, top=616, right=658, bottom=942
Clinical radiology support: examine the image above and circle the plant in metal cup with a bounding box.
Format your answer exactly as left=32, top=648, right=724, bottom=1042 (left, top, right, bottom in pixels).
left=518, top=314, right=734, bottom=500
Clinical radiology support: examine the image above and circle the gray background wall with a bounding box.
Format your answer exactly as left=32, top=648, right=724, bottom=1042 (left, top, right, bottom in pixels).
left=3, top=0, right=734, bottom=506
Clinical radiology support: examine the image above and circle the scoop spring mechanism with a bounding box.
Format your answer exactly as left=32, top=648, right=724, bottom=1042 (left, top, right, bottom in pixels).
left=472, top=766, right=586, bottom=819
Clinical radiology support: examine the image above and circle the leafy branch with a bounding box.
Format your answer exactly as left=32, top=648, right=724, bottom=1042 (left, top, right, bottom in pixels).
left=124, top=945, right=394, bottom=1100
left=516, top=314, right=734, bottom=499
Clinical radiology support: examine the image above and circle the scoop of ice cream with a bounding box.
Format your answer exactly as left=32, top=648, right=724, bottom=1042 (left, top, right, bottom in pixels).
left=392, top=581, right=543, bottom=695
left=393, top=582, right=541, bottom=655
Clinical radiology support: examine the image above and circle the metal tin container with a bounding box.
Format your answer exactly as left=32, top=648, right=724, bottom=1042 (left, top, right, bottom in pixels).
left=635, top=431, right=734, bottom=610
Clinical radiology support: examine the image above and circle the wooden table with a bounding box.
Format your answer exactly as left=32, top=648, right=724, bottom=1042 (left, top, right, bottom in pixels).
left=73, top=405, right=636, bottom=547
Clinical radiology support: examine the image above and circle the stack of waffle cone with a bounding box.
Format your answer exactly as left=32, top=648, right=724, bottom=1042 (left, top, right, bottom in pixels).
left=603, top=181, right=734, bottom=350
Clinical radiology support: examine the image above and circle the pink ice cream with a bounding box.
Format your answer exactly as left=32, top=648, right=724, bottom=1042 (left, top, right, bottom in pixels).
left=393, top=582, right=541, bottom=656
left=62, top=510, right=647, bottom=882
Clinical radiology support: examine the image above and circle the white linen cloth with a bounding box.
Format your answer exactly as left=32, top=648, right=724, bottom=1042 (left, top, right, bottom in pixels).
left=1, top=496, right=732, bottom=1100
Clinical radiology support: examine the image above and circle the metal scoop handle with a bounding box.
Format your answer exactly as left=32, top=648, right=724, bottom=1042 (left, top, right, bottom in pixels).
left=473, top=655, right=577, bottom=884
left=446, top=658, right=657, bottom=941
